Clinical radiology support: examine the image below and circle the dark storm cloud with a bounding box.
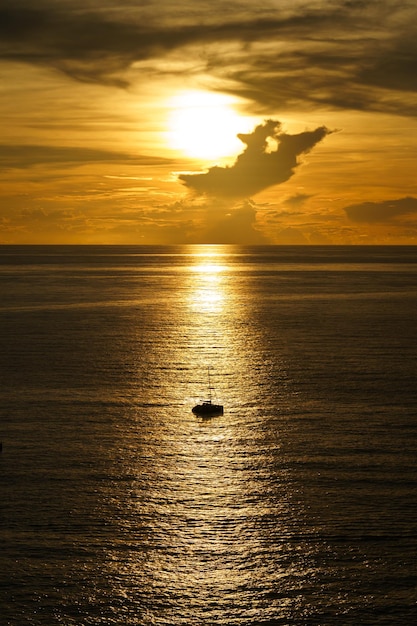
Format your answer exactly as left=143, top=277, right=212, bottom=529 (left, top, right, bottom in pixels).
left=179, top=120, right=331, bottom=198
left=0, top=144, right=172, bottom=169
left=0, top=1, right=416, bottom=116
left=344, top=197, right=417, bottom=222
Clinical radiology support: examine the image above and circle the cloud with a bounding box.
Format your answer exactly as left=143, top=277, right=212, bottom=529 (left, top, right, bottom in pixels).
left=275, top=226, right=309, bottom=245
left=0, top=1, right=416, bottom=116
left=3, top=2, right=320, bottom=87
left=199, top=198, right=270, bottom=244
left=0, top=144, right=172, bottom=170
left=344, top=197, right=417, bottom=222
left=156, top=195, right=269, bottom=243
left=179, top=120, right=331, bottom=198
left=284, top=193, right=312, bottom=208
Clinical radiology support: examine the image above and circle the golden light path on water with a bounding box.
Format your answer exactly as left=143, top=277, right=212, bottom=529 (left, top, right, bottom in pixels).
left=187, top=260, right=227, bottom=316
left=124, top=245, right=306, bottom=625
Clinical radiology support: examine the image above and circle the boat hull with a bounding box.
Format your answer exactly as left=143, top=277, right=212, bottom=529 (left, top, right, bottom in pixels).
left=192, top=402, right=224, bottom=417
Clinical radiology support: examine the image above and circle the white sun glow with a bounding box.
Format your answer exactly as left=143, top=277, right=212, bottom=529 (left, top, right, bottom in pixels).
left=168, top=91, right=253, bottom=161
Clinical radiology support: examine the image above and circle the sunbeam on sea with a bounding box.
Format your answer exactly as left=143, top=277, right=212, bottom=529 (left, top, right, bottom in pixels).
left=1, top=245, right=416, bottom=625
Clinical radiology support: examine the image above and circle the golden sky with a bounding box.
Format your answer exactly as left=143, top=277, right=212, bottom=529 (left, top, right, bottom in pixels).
left=1, top=0, right=417, bottom=244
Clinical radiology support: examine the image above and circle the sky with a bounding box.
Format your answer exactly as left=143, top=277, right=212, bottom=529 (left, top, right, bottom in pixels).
left=1, top=0, right=417, bottom=245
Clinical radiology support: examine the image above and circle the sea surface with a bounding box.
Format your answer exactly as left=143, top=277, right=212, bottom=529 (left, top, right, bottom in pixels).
left=0, top=245, right=416, bottom=625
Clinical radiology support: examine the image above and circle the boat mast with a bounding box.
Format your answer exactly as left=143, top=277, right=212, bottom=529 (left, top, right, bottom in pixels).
left=208, top=366, right=213, bottom=403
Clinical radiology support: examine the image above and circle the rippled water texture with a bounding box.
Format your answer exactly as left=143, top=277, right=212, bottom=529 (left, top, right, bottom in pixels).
left=1, top=245, right=416, bottom=625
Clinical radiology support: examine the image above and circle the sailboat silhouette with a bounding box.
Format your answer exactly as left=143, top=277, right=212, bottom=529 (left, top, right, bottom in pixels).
left=192, top=367, right=224, bottom=417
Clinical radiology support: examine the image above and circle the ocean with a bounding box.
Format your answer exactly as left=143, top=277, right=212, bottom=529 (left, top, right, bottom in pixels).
left=0, top=245, right=416, bottom=625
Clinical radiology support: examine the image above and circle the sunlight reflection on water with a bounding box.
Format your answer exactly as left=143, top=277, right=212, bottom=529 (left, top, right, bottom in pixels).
left=125, top=247, right=302, bottom=624
left=187, top=249, right=229, bottom=315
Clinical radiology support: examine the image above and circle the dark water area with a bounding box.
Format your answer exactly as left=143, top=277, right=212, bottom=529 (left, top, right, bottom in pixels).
left=1, top=245, right=416, bottom=624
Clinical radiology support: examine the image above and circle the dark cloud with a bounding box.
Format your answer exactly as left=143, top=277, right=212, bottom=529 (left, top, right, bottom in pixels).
left=0, top=2, right=335, bottom=87
left=344, top=197, right=417, bottom=222
left=0, top=1, right=416, bottom=116
left=179, top=120, right=331, bottom=198
left=0, top=144, right=172, bottom=169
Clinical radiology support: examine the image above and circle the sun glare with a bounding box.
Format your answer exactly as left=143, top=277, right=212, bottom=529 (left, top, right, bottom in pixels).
left=168, top=91, right=253, bottom=161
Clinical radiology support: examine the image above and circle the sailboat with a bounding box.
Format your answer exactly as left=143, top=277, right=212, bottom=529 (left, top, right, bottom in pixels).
left=192, top=367, right=224, bottom=417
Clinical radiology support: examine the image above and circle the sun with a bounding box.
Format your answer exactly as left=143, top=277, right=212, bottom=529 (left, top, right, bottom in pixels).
left=167, top=90, right=253, bottom=161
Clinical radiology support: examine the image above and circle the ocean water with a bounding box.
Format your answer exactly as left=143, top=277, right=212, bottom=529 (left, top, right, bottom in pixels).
left=0, top=244, right=416, bottom=625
